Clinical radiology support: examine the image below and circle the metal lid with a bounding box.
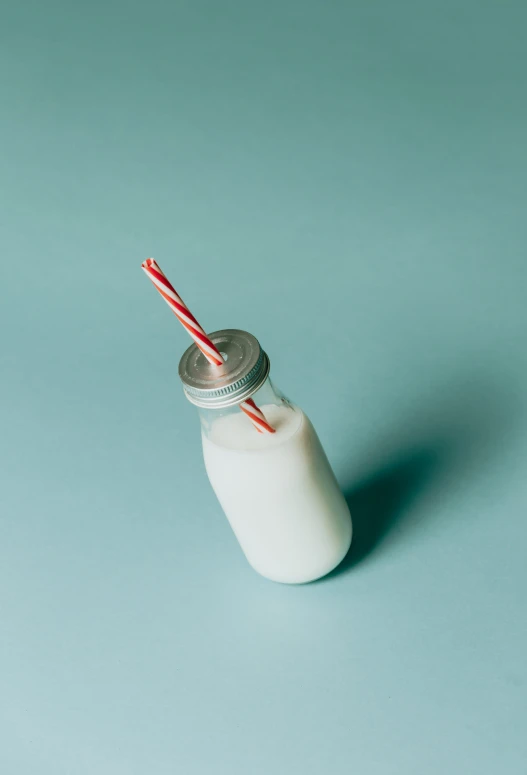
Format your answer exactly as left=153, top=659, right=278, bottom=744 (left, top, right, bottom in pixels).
left=178, top=329, right=270, bottom=408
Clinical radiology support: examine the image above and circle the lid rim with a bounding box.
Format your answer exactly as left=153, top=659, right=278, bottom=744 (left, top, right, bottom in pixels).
left=182, top=352, right=270, bottom=408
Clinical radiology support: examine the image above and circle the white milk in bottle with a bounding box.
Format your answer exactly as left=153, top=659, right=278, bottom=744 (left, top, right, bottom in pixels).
left=179, top=329, right=352, bottom=583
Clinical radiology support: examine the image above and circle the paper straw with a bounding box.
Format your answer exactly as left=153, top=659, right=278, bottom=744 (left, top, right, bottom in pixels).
left=141, top=258, right=275, bottom=434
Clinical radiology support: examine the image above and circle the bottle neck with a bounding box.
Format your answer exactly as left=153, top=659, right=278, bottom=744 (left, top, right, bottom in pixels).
left=197, top=376, right=289, bottom=437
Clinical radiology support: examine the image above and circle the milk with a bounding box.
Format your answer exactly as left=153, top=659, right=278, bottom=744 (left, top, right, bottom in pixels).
left=202, top=404, right=352, bottom=583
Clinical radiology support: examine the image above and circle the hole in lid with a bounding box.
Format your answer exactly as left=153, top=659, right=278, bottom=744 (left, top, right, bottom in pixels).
left=220, top=352, right=229, bottom=362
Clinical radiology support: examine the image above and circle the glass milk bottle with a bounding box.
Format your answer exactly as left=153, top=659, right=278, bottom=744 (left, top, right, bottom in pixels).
left=179, top=329, right=352, bottom=584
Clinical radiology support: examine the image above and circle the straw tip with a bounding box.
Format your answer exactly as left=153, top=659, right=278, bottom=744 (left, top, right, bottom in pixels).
left=141, top=257, right=155, bottom=269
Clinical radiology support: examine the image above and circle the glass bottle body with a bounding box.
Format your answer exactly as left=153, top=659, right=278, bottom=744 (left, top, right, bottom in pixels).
left=199, top=377, right=352, bottom=584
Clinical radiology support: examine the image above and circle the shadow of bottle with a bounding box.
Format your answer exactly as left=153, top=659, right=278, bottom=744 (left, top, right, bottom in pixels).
left=322, top=371, right=518, bottom=581
left=336, top=446, right=443, bottom=574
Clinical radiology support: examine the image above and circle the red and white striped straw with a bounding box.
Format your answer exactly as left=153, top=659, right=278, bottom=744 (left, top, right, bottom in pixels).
left=141, top=258, right=275, bottom=434
left=141, top=258, right=223, bottom=366
left=239, top=397, right=275, bottom=434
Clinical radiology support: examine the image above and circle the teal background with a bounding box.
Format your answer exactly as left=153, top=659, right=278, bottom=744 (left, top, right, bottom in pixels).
left=1, top=1, right=527, bottom=772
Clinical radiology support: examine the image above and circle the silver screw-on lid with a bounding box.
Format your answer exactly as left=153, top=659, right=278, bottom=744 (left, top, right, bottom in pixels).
left=178, top=329, right=270, bottom=408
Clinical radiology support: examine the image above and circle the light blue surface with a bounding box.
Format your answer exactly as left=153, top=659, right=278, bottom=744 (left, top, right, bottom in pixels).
left=1, top=2, right=527, bottom=772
